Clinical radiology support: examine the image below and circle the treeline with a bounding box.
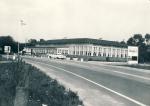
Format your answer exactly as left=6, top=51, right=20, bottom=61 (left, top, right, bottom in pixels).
left=0, top=34, right=150, bottom=62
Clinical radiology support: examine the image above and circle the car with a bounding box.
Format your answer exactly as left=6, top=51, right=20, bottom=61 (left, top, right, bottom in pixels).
left=47, top=54, right=66, bottom=59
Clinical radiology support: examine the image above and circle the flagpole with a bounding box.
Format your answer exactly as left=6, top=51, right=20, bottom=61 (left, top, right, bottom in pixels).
left=18, top=20, right=21, bottom=58
left=18, top=40, right=19, bottom=56
left=18, top=20, right=26, bottom=58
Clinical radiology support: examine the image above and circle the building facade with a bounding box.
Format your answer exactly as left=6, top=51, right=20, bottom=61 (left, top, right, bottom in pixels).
left=67, top=44, right=128, bottom=58
left=24, top=38, right=128, bottom=61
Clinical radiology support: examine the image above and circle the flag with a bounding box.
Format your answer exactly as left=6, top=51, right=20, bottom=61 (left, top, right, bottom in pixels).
left=20, top=20, right=26, bottom=26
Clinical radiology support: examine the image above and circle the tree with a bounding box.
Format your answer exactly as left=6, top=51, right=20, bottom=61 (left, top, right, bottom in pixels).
left=28, top=39, right=37, bottom=44
left=27, top=39, right=37, bottom=46
left=145, top=33, right=150, bottom=45
left=120, top=40, right=126, bottom=44
left=127, top=37, right=135, bottom=46
left=127, top=34, right=145, bottom=46
left=39, top=39, right=45, bottom=43
left=133, top=34, right=145, bottom=45
left=0, top=36, right=18, bottom=54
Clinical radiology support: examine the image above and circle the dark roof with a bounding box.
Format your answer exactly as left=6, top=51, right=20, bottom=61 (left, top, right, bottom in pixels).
left=25, top=46, right=56, bottom=48
left=38, top=38, right=127, bottom=48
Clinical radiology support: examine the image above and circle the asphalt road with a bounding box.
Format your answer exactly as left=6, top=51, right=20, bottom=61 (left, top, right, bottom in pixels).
left=23, top=56, right=150, bottom=106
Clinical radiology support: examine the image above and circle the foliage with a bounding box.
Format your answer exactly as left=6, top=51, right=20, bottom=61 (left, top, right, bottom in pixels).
left=27, top=65, right=83, bottom=106
left=145, top=34, right=150, bottom=45
left=0, top=36, right=17, bottom=54
left=0, top=61, right=83, bottom=106
left=0, top=36, right=25, bottom=54
left=0, top=62, right=18, bottom=106
left=120, top=40, right=126, bottom=44
left=127, top=34, right=150, bottom=62
left=39, top=39, right=45, bottom=43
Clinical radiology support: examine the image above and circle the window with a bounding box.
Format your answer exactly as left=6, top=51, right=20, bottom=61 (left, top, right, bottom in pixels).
left=76, top=51, right=79, bottom=55
left=108, top=48, right=111, bottom=57
left=99, top=47, right=102, bottom=52
left=84, top=46, right=87, bottom=51
left=88, top=52, right=91, bottom=56
left=112, top=49, right=116, bottom=57
left=93, top=52, right=96, bottom=56
left=65, top=50, right=68, bottom=55
left=85, top=51, right=88, bottom=56
left=121, top=54, right=123, bottom=58
left=93, top=47, right=97, bottom=51
left=117, top=49, right=120, bottom=57
left=125, top=50, right=128, bottom=58
left=81, top=46, right=83, bottom=51
left=73, top=46, right=75, bottom=52
left=132, top=56, right=137, bottom=61
left=121, top=49, right=124, bottom=58
left=103, top=53, right=106, bottom=57
left=98, top=52, right=101, bottom=56
left=103, top=48, right=106, bottom=57
left=80, top=51, right=83, bottom=55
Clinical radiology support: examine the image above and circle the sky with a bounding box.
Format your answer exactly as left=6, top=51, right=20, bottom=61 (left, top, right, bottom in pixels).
left=0, top=0, right=150, bottom=42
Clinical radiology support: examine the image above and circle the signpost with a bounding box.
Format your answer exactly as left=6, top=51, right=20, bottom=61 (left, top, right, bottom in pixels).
left=128, top=46, right=138, bottom=64
left=4, top=46, right=11, bottom=60
left=4, top=46, right=11, bottom=53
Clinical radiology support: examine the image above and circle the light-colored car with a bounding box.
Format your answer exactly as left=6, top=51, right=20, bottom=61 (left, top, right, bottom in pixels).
left=47, top=54, right=66, bottom=59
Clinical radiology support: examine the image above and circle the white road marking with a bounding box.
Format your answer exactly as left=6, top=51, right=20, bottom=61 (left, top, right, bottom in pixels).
left=29, top=60, right=147, bottom=106
left=69, top=61, right=150, bottom=81
left=87, top=65, right=150, bottom=81
left=113, top=71, right=150, bottom=81
left=45, top=59, right=150, bottom=81
left=88, top=62, right=150, bottom=74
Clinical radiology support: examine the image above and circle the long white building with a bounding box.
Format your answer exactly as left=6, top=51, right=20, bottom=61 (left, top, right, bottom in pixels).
left=24, top=38, right=128, bottom=62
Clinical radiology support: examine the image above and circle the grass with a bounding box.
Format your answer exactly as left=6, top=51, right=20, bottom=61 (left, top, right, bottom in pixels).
left=118, top=64, right=150, bottom=70
left=0, top=55, right=6, bottom=61
left=0, top=60, right=83, bottom=106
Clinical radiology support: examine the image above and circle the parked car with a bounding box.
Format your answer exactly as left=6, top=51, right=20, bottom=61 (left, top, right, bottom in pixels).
left=47, top=54, right=66, bottom=59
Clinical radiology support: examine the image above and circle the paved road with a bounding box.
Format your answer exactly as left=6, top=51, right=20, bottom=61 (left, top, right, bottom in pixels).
left=23, top=57, right=150, bottom=106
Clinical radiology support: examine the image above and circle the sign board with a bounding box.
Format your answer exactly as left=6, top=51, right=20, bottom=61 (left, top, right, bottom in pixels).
left=128, top=46, right=138, bottom=64
left=4, top=46, right=11, bottom=53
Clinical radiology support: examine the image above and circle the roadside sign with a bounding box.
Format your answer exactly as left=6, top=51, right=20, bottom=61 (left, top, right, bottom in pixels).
left=128, top=46, right=138, bottom=64
left=4, top=46, right=11, bottom=53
